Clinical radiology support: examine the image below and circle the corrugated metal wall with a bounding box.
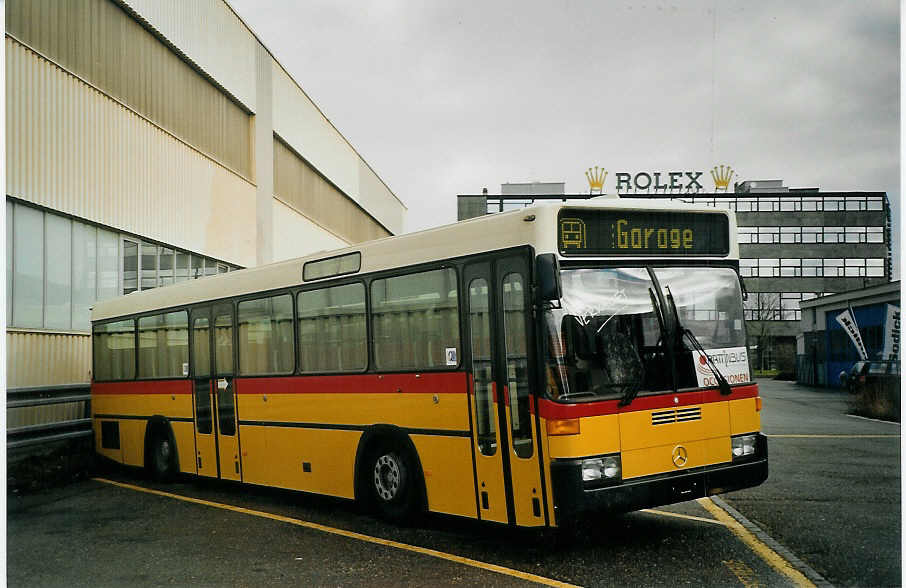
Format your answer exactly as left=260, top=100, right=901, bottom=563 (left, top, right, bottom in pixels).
left=6, top=0, right=252, bottom=178
left=6, top=331, right=91, bottom=388
left=273, top=137, right=390, bottom=244
left=271, top=64, right=405, bottom=235
left=120, top=0, right=257, bottom=112
left=271, top=199, right=347, bottom=263
left=6, top=37, right=258, bottom=268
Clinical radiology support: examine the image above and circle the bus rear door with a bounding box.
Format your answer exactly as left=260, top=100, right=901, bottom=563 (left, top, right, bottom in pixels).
left=190, top=304, right=241, bottom=481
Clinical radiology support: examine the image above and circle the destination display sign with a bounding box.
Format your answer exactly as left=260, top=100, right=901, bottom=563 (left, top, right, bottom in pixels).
left=558, top=209, right=730, bottom=256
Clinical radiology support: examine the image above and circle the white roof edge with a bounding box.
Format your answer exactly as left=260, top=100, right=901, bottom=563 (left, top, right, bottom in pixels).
left=91, top=199, right=738, bottom=322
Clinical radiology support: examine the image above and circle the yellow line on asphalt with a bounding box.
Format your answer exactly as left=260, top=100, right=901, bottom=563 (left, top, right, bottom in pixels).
left=698, top=497, right=814, bottom=588
left=723, top=559, right=760, bottom=588
left=641, top=508, right=726, bottom=526
left=93, top=478, right=579, bottom=588
left=767, top=434, right=899, bottom=438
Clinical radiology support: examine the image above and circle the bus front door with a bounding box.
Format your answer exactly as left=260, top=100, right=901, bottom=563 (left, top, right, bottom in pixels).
left=191, top=304, right=241, bottom=481
left=465, top=256, right=546, bottom=527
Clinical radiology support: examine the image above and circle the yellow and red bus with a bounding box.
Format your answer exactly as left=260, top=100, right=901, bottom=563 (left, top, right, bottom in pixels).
left=91, top=199, right=767, bottom=527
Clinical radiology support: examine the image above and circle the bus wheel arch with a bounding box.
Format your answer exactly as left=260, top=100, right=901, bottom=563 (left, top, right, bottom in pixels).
left=144, top=416, right=178, bottom=481
left=354, top=426, right=427, bottom=523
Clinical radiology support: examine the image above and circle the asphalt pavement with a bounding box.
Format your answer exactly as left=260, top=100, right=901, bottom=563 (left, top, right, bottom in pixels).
left=723, top=379, right=901, bottom=587
left=6, top=379, right=901, bottom=587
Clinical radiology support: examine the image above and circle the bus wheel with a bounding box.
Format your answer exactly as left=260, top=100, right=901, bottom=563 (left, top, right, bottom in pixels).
left=367, top=442, right=420, bottom=523
left=150, top=435, right=176, bottom=482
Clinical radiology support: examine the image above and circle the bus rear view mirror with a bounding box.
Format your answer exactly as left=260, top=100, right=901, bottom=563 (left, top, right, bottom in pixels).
left=535, top=254, right=562, bottom=302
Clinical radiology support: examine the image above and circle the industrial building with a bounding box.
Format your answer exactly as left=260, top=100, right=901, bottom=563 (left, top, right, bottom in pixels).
left=6, top=0, right=407, bottom=390
left=797, top=281, right=900, bottom=387
left=458, top=179, right=891, bottom=373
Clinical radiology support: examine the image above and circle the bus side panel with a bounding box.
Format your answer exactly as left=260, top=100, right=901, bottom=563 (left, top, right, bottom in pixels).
left=119, top=419, right=147, bottom=467
left=546, top=414, right=621, bottom=459
left=94, top=421, right=122, bottom=463
left=728, top=397, right=761, bottom=435
left=172, top=421, right=197, bottom=474
left=239, top=425, right=360, bottom=499
left=410, top=434, right=476, bottom=518
left=92, top=382, right=194, bottom=469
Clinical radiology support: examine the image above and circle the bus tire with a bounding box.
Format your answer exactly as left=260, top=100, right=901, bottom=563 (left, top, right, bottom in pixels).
left=149, top=432, right=176, bottom=482
left=365, top=439, right=421, bottom=524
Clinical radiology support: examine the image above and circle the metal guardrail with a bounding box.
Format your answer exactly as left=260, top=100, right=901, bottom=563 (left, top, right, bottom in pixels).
left=7, top=384, right=92, bottom=449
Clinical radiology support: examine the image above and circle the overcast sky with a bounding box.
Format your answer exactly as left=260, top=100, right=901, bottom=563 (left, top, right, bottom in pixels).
left=230, top=0, right=899, bottom=268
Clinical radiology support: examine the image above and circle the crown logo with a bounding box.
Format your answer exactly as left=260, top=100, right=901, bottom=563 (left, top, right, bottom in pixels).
left=711, top=165, right=736, bottom=191
left=585, top=166, right=608, bottom=194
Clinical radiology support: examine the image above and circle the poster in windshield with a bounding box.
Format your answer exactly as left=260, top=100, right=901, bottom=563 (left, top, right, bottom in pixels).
left=693, top=347, right=750, bottom=387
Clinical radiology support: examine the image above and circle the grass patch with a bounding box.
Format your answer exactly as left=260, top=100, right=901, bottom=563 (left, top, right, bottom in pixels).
left=848, top=380, right=901, bottom=422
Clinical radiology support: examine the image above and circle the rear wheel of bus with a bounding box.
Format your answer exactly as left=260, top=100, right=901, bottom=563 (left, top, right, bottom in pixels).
left=148, top=431, right=176, bottom=482
left=365, top=440, right=422, bottom=524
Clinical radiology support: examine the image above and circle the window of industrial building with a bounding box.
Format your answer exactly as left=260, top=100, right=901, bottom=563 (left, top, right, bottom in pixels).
left=758, top=258, right=779, bottom=277
left=867, top=227, right=884, bottom=243
left=7, top=200, right=239, bottom=332
left=823, top=227, right=844, bottom=243
left=93, top=319, right=136, bottom=381
left=780, top=227, right=801, bottom=243
left=780, top=259, right=801, bottom=277
left=45, top=214, right=72, bottom=329
left=6, top=201, right=12, bottom=322
left=371, top=268, right=460, bottom=370
left=738, top=228, right=756, bottom=244
left=298, top=283, right=367, bottom=373
left=72, top=222, right=97, bottom=331
left=866, top=259, right=885, bottom=277
left=740, top=259, right=757, bottom=277
left=138, top=311, right=189, bottom=378
left=802, top=259, right=822, bottom=277
left=238, top=295, right=295, bottom=375
left=824, top=259, right=844, bottom=277
left=12, top=204, right=44, bottom=327
left=123, top=240, right=139, bottom=294
left=845, top=227, right=866, bottom=243
left=159, top=248, right=174, bottom=286
left=758, top=227, right=779, bottom=244
left=141, top=242, right=159, bottom=290
left=802, top=227, right=822, bottom=243
left=844, top=259, right=866, bottom=277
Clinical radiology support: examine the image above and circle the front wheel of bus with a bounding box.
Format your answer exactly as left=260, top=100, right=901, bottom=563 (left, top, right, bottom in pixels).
left=367, top=442, right=421, bottom=523
left=150, top=436, right=176, bottom=482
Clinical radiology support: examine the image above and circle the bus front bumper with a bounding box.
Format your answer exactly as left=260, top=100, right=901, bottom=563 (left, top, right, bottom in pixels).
left=550, top=433, right=768, bottom=524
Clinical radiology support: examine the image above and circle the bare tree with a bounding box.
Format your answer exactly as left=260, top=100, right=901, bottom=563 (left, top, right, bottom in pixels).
left=745, top=292, right=781, bottom=371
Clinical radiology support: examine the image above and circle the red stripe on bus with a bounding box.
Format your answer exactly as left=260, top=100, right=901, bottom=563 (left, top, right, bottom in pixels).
left=537, top=384, right=759, bottom=419
left=235, top=372, right=469, bottom=395
left=92, top=380, right=193, bottom=395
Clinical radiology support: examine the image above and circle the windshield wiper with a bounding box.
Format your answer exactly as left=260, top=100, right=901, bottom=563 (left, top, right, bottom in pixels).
left=664, top=286, right=732, bottom=396
left=616, top=289, right=664, bottom=408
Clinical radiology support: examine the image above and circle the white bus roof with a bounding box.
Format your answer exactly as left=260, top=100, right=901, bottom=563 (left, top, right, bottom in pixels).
left=91, top=199, right=737, bottom=322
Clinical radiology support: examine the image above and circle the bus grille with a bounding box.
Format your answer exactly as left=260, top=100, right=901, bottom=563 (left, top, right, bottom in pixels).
left=651, top=406, right=702, bottom=425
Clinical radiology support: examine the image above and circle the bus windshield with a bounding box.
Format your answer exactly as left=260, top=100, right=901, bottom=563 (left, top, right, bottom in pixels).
left=543, top=266, right=747, bottom=401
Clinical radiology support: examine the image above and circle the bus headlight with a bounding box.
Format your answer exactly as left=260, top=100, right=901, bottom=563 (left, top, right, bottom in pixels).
left=582, top=455, right=621, bottom=483
left=731, top=434, right=757, bottom=460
